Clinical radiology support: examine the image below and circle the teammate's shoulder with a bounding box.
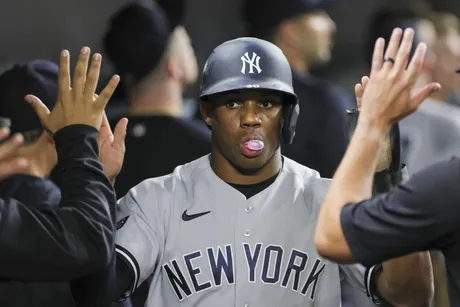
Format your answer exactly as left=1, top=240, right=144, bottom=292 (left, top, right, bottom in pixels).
left=282, top=156, right=331, bottom=185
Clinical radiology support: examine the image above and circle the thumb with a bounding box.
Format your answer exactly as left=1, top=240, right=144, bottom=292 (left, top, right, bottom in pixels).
left=25, top=95, right=51, bottom=123
left=113, top=117, right=128, bottom=146
left=410, top=82, right=441, bottom=108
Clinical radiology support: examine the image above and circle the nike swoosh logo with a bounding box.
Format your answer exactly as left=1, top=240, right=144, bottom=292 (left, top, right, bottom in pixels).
left=182, top=210, right=211, bottom=221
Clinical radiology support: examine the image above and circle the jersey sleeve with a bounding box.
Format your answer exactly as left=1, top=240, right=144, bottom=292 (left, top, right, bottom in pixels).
left=340, top=157, right=460, bottom=267
left=115, top=179, right=170, bottom=301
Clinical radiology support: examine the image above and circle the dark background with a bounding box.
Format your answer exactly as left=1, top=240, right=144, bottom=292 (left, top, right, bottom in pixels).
left=0, top=0, right=458, bottom=97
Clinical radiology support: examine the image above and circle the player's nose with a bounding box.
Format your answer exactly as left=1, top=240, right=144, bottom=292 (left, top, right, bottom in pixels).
left=240, top=100, right=261, bottom=128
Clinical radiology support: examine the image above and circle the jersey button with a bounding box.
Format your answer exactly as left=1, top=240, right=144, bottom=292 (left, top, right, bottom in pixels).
left=244, top=229, right=251, bottom=237
left=245, top=206, right=252, bottom=213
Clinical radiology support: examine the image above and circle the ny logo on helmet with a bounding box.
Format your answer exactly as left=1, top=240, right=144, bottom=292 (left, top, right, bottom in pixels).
left=241, top=52, right=262, bottom=74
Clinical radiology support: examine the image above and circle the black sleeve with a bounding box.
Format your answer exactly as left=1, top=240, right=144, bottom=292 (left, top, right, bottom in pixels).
left=340, top=157, right=460, bottom=267
left=114, top=253, right=137, bottom=302
left=68, top=250, right=134, bottom=306
left=0, top=125, right=116, bottom=281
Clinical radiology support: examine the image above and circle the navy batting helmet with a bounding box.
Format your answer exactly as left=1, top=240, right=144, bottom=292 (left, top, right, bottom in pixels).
left=199, top=37, right=299, bottom=144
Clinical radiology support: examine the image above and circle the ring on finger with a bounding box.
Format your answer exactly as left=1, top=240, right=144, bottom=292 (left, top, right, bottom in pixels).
left=383, top=57, right=395, bottom=64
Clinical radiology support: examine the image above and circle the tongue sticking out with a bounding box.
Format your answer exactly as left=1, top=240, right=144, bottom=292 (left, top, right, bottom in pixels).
left=245, top=140, right=264, bottom=151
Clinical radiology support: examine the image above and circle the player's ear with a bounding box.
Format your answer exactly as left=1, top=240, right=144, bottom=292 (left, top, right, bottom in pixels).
left=199, top=100, right=213, bottom=128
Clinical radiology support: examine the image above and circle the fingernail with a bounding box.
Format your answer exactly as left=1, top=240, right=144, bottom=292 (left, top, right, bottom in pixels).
left=81, top=47, right=90, bottom=55
left=93, top=53, right=101, bottom=61
left=24, top=96, right=31, bottom=103
left=61, top=50, right=69, bottom=57
left=112, top=74, right=120, bottom=82
left=0, top=127, right=9, bottom=135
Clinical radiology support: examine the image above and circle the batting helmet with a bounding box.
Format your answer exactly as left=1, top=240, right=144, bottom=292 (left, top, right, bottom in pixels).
left=199, top=37, right=299, bottom=144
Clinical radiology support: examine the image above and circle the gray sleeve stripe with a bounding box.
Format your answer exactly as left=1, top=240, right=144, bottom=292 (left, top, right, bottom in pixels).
left=116, top=245, right=140, bottom=297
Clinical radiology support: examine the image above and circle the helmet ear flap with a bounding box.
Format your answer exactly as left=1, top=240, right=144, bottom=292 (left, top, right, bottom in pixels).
left=282, top=103, right=299, bottom=144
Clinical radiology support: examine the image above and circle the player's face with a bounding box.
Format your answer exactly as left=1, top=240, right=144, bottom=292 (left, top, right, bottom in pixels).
left=202, top=90, right=284, bottom=172
left=295, top=11, right=336, bottom=67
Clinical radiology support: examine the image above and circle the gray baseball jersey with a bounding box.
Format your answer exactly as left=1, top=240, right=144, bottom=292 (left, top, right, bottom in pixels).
left=115, top=155, right=380, bottom=306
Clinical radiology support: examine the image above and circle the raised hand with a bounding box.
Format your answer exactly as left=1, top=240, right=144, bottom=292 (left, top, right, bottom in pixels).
left=98, top=112, right=128, bottom=183
left=359, top=28, right=441, bottom=131
left=26, top=47, right=120, bottom=134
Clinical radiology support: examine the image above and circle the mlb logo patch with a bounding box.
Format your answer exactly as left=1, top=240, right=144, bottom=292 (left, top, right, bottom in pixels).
left=116, top=216, right=130, bottom=230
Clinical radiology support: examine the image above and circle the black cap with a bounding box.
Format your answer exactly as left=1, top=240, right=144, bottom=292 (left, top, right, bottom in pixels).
left=242, top=0, right=337, bottom=36
left=0, top=60, right=58, bottom=134
left=103, top=2, right=171, bottom=82
left=157, top=0, right=186, bottom=30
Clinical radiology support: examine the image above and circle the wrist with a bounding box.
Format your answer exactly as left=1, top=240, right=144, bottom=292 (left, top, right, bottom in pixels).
left=356, top=116, right=391, bottom=140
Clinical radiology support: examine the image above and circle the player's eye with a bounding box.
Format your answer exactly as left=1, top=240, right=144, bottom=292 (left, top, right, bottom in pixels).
left=258, top=101, right=273, bottom=108
left=226, top=101, right=241, bottom=109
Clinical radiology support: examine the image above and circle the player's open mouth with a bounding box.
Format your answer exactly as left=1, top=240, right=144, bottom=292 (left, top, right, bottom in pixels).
left=239, top=138, right=265, bottom=158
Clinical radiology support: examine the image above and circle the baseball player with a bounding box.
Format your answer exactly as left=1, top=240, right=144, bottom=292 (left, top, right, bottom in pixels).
left=113, top=37, right=432, bottom=306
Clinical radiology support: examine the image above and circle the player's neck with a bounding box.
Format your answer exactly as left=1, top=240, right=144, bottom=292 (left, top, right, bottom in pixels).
left=210, top=149, right=283, bottom=185
left=128, top=79, right=184, bottom=117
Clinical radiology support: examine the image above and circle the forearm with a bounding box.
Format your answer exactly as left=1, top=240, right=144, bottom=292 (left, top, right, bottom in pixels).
left=378, top=252, right=433, bottom=306
left=315, top=118, right=388, bottom=257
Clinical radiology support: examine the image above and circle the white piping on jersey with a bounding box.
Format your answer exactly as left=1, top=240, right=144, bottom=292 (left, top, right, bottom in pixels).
left=116, top=246, right=139, bottom=296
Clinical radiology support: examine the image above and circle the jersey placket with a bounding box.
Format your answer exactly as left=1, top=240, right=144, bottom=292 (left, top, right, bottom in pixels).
left=233, top=192, right=259, bottom=307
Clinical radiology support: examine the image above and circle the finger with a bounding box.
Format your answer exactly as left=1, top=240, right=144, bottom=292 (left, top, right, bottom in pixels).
left=58, top=50, right=72, bottom=103
left=361, top=76, right=369, bottom=90
left=0, top=127, right=10, bottom=142
left=406, top=43, right=427, bottom=84
left=394, top=28, right=415, bottom=72
left=84, top=53, right=102, bottom=102
left=72, top=46, right=91, bottom=102
left=0, top=133, right=24, bottom=159
left=382, top=28, right=403, bottom=71
left=25, top=95, right=51, bottom=125
left=410, top=82, right=441, bottom=108
left=0, top=157, right=29, bottom=180
left=96, top=75, right=121, bottom=110
left=113, top=118, right=128, bottom=145
left=355, top=83, right=363, bottom=109
left=371, top=38, right=386, bottom=74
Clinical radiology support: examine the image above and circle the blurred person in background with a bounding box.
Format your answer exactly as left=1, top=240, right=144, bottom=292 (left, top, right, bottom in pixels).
left=430, top=12, right=460, bottom=107
left=242, top=0, right=356, bottom=179
left=103, top=2, right=210, bottom=200
left=103, top=3, right=210, bottom=306
left=366, top=8, right=459, bottom=307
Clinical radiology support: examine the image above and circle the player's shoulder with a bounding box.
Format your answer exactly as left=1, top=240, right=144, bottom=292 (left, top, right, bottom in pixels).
left=126, top=155, right=211, bottom=197
left=282, top=156, right=331, bottom=188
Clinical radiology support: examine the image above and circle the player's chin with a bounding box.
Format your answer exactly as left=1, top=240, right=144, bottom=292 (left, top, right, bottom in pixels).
left=235, top=151, right=270, bottom=170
